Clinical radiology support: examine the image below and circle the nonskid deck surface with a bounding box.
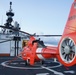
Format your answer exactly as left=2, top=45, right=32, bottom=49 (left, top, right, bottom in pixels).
left=0, top=57, right=76, bottom=75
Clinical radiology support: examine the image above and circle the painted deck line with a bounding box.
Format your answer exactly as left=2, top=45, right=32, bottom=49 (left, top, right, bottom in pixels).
left=36, top=73, right=49, bottom=75
left=1, top=60, right=62, bottom=69
left=41, top=66, right=64, bottom=75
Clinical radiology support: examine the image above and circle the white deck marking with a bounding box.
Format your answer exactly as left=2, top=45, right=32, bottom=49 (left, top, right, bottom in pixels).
left=41, top=66, right=64, bottom=75
left=1, top=60, right=62, bottom=69
left=64, top=71, right=75, bottom=74
left=36, top=73, right=49, bottom=75
left=10, top=63, right=18, bottom=65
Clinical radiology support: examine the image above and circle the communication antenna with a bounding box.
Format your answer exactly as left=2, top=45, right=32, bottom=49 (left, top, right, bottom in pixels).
left=9, top=1, right=12, bottom=12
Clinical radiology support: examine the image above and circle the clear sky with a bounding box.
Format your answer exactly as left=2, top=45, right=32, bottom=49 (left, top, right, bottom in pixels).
left=0, top=0, right=73, bottom=35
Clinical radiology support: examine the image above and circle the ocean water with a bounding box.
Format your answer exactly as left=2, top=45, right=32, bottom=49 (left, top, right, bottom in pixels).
left=0, top=36, right=61, bottom=55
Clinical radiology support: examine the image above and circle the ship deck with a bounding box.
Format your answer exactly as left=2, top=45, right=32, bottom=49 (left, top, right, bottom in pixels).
left=0, top=57, right=76, bottom=75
